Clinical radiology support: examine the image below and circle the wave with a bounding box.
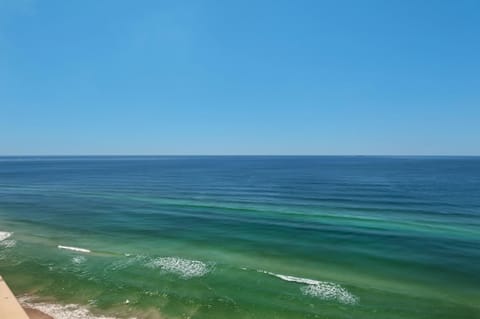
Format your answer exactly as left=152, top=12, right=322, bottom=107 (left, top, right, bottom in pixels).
left=0, top=231, right=12, bottom=241
left=300, top=281, right=358, bottom=304
left=0, top=239, right=16, bottom=248
left=19, top=296, right=131, bottom=319
left=146, top=257, right=211, bottom=279
left=58, top=245, right=91, bottom=253
left=258, top=270, right=358, bottom=304
left=259, top=270, right=321, bottom=285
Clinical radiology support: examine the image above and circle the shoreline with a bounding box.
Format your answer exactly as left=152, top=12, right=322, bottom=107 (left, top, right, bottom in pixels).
left=17, top=293, right=157, bottom=319
left=1, top=275, right=53, bottom=319
left=18, top=295, right=129, bottom=319
left=0, top=275, right=29, bottom=319
left=23, top=307, right=54, bottom=319
left=1, top=274, right=108, bottom=319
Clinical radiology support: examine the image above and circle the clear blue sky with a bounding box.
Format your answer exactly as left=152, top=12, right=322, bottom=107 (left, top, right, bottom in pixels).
left=1, top=0, right=479, bottom=155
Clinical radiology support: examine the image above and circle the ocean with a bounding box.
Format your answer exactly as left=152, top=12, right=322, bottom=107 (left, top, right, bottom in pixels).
left=0, top=156, right=479, bottom=319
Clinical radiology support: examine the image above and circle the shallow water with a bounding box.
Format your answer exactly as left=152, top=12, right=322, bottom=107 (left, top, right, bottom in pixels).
left=0, top=156, right=479, bottom=318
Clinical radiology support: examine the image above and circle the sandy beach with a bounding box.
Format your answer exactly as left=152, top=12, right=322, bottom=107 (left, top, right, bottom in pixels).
left=0, top=275, right=29, bottom=319
left=0, top=275, right=52, bottom=319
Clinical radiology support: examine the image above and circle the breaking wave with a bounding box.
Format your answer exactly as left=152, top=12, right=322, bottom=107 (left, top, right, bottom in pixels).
left=0, top=232, right=15, bottom=250
left=58, top=245, right=91, bottom=253
left=259, top=270, right=358, bottom=304
left=0, top=231, right=12, bottom=241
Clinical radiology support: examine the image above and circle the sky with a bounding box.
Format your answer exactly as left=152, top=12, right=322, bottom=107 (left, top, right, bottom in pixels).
left=0, top=0, right=479, bottom=155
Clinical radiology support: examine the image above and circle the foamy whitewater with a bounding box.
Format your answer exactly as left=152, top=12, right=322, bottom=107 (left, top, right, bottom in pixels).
left=0, top=231, right=12, bottom=241
left=58, top=245, right=91, bottom=253
left=19, top=296, right=134, bottom=319
left=0, top=231, right=16, bottom=251
left=146, top=257, right=211, bottom=279
left=259, top=270, right=358, bottom=304
left=0, top=239, right=16, bottom=248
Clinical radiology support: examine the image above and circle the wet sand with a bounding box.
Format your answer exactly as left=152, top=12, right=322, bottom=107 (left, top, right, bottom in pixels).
left=24, top=307, right=54, bottom=319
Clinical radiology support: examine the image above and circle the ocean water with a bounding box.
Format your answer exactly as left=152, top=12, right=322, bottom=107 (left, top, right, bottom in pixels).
left=0, top=156, right=479, bottom=319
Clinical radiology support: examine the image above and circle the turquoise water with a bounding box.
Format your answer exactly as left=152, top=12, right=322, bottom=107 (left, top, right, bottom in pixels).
left=0, top=156, right=479, bottom=318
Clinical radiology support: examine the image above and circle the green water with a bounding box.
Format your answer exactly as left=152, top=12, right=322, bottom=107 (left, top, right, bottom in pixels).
left=0, top=156, right=479, bottom=318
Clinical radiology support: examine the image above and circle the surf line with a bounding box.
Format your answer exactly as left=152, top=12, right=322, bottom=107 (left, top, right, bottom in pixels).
left=57, top=245, right=91, bottom=253
left=0, top=232, right=12, bottom=241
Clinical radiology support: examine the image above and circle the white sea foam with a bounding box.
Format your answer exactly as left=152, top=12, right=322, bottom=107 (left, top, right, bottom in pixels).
left=300, top=281, right=358, bottom=304
left=58, top=245, right=91, bottom=253
left=259, top=270, right=358, bottom=304
left=146, top=257, right=210, bottom=279
left=0, top=231, right=12, bottom=241
left=72, top=256, right=87, bottom=265
left=259, top=270, right=322, bottom=285
left=19, top=296, right=135, bottom=319
left=0, top=239, right=17, bottom=248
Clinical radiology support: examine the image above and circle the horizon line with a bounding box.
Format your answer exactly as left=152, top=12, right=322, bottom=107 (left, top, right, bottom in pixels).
left=1, top=154, right=479, bottom=157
